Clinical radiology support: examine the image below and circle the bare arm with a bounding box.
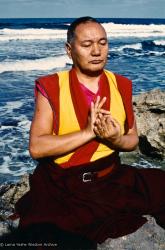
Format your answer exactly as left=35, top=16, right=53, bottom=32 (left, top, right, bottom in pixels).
left=29, top=93, right=107, bottom=159
left=94, top=113, right=139, bottom=152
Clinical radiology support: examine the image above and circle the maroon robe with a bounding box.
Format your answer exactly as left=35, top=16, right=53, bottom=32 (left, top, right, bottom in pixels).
left=15, top=69, right=165, bottom=244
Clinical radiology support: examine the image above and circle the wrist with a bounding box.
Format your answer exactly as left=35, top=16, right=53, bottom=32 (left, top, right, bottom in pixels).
left=108, top=135, right=122, bottom=147
left=83, top=128, right=96, bottom=140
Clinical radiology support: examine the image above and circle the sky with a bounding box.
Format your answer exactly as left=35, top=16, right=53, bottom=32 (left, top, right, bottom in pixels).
left=0, top=0, right=165, bottom=19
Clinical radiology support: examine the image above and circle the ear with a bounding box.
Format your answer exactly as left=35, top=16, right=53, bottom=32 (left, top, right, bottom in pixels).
left=65, top=42, right=72, bottom=59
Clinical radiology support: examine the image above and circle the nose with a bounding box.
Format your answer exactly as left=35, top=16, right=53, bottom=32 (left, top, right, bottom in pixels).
left=91, top=43, right=101, bottom=56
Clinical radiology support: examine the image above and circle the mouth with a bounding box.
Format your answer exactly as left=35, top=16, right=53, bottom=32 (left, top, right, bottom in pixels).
left=89, top=60, right=103, bottom=64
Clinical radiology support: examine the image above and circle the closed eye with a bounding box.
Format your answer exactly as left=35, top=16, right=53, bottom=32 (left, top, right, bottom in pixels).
left=81, top=42, right=92, bottom=47
left=99, top=39, right=108, bottom=46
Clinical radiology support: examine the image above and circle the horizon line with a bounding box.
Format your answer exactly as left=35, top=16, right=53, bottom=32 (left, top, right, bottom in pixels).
left=0, top=17, right=165, bottom=20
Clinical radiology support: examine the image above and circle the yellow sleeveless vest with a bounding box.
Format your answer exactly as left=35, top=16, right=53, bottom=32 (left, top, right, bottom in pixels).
left=53, top=70, right=126, bottom=165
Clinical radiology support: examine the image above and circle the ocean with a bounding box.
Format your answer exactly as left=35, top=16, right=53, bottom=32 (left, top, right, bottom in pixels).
left=0, top=18, right=165, bottom=184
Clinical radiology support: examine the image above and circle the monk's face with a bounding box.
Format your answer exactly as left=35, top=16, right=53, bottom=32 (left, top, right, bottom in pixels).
left=66, top=22, right=109, bottom=75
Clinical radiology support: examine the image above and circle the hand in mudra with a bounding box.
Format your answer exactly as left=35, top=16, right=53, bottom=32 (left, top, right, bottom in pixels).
left=85, top=96, right=110, bottom=137
left=94, top=112, right=121, bottom=144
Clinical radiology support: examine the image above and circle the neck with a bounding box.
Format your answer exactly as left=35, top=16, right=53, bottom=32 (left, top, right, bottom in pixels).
left=74, top=67, right=103, bottom=85
left=73, top=67, right=103, bottom=94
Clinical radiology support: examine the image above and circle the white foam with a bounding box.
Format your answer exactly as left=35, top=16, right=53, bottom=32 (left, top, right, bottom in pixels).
left=0, top=126, right=15, bottom=129
left=102, top=23, right=165, bottom=38
left=0, top=28, right=67, bottom=41
left=5, top=101, right=23, bottom=110
left=153, top=39, right=165, bottom=46
left=148, top=51, right=165, bottom=56
left=18, top=120, right=31, bottom=131
left=0, top=23, right=165, bottom=41
left=0, top=55, right=72, bottom=73
left=0, top=101, right=23, bottom=114
left=0, top=117, right=34, bottom=177
left=111, top=42, right=165, bottom=56
left=0, top=154, right=33, bottom=176
left=0, top=156, right=12, bottom=174
left=113, top=43, right=142, bottom=52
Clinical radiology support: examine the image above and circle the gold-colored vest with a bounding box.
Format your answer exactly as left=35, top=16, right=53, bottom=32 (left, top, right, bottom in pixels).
left=54, top=70, right=126, bottom=165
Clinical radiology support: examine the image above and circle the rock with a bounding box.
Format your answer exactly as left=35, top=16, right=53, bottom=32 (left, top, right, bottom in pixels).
left=0, top=174, right=29, bottom=220
left=0, top=175, right=29, bottom=236
left=0, top=222, right=9, bottom=236
left=133, top=89, right=165, bottom=159
left=98, top=216, right=165, bottom=250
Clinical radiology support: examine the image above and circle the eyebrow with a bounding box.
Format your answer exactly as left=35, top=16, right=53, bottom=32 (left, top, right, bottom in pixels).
left=81, top=37, right=108, bottom=43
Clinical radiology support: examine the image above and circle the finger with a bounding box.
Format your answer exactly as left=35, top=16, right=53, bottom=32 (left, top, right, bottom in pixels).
left=96, top=114, right=107, bottom=128
left=94, top=118, right=103, bottom=129
left=98, top=112, right=104, bottom=119
left=107, top=116, right=120, bottom=127
left=95, top=118, right=101, bottom=124
left=99, top=109, right=111, bottom=115
left=94, top=113, right=103, bottom=124
left=98, top=97, right=107, bottom=109
left=94, top=96, right=101, bottom=108
left=94, top=126, right=101, bottom=136
left=90, top=101, right=95, bottom=120
left=103, top=114, right=112, bottom=121
left=101, top=118, right=109, bottom=133
left=105, top=117, right=116, bottom=130
left=101, top=116, right=114, bottom=134
left=96, top=120, right=107, bottom=135
left=90, top=101, right=94, bottom=112
left=105, top=115, right=113, bottom=123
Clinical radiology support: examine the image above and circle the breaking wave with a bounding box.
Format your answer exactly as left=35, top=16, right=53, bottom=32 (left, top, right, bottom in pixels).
left=0, top=23, right=165, bottom=41
left=0, top=55, right=72, bottom=73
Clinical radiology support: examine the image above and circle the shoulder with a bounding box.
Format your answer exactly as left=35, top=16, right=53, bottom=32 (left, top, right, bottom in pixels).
left=114, top=74, right=132, bottom=97
left=104, top=70, right=133, bottom=99
left=105, top=70, right=132, bottom=95
left=105, top=71, right=134, bottom=129
left=104, top=69, right=132, bottom=86
left=35, top=73, right=60, bottom=99
left=114, top=73, right=132, bottom=86
left=35, top=73, right=59, bottom=85
left=36, top=70, right=70, bottom=85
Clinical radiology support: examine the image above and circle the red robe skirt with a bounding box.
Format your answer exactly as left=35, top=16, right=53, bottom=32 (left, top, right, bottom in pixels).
left=15, top=154, right=165, bottom=244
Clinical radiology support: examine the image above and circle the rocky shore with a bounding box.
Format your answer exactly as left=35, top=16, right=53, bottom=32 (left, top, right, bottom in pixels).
left=133, top=89, right=165, bottom=159
left=0, top=89, right=165, bottom=249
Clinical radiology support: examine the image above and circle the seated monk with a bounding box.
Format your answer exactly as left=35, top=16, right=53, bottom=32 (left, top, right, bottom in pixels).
left=9, top=16, right=165, bottom=249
